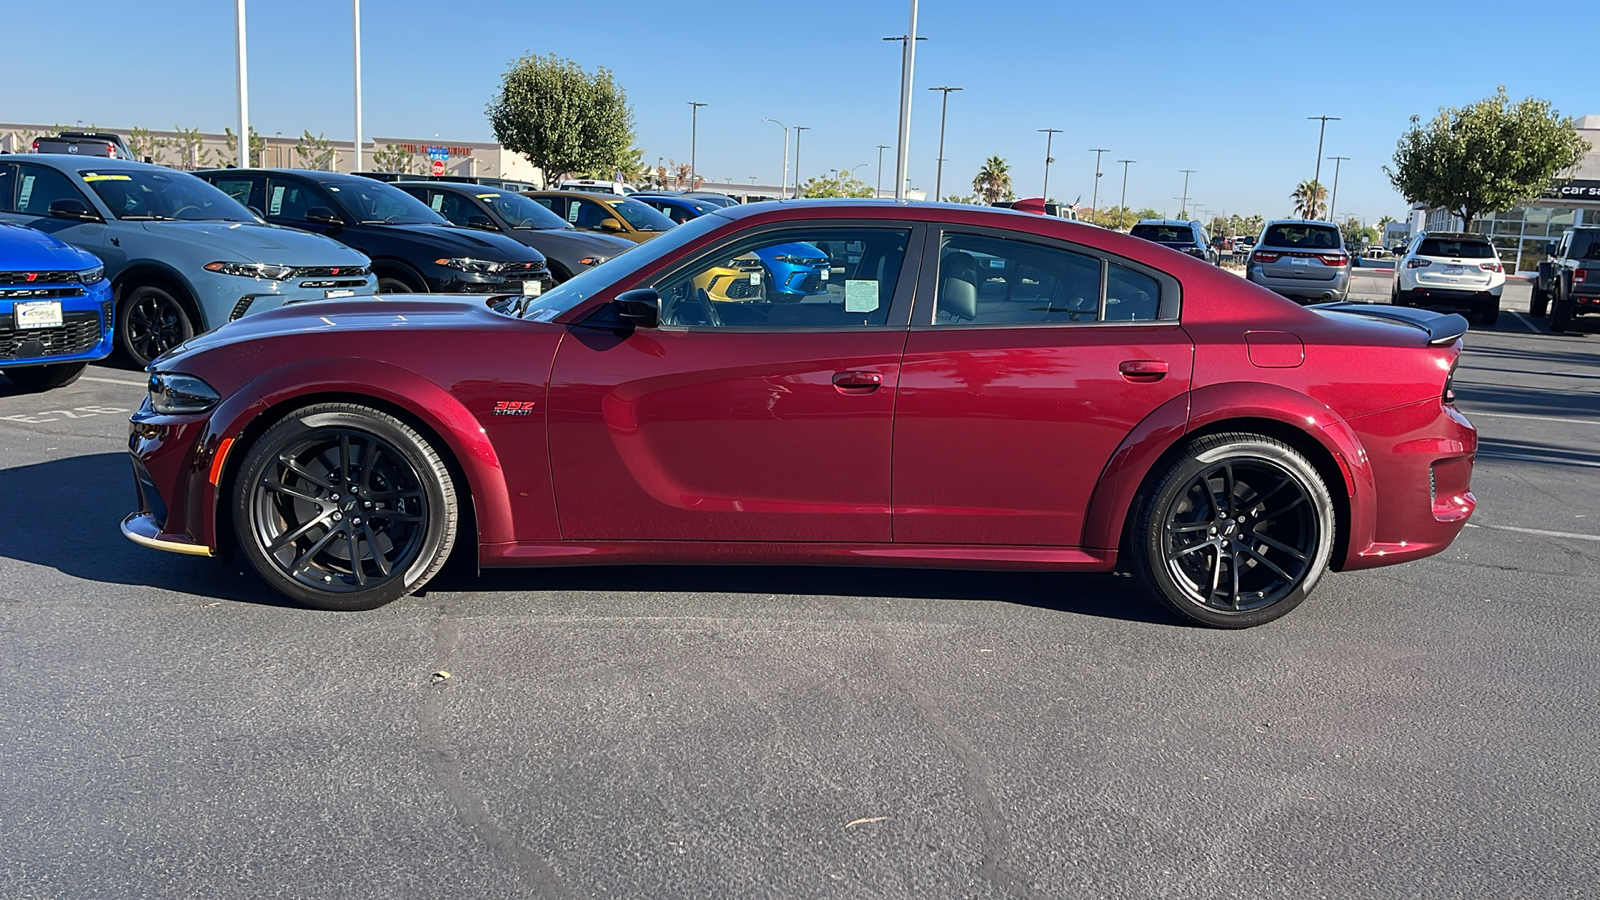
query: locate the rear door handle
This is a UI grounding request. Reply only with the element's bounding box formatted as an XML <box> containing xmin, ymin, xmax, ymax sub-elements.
<box><xmin>832</xmin><ymin>370</ymin><xmax>884</xmax><ymax>390</ymax></box>
<box><xmin>1119</xmin><ymin>360</ymin><xmax>1169</xmax><ymax>380</ymax></box>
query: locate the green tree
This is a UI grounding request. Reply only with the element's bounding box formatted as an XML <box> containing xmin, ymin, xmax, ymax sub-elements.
<box><xmin>487</xmin><ymin>53</ymin><xmax>634</xmax><ymax>187</ymax></box>
<box><xmin>798</xmin><ymin>171</ymin><xmax>873</xmax><ymax>199</ymax></box>
<box><xmin>372</xmin><ymin>142</ymin><xmax>418</xmax><ymax>174</ymax></box>
<box><xmin>1386</xmin><ymin>87</ymin><xmax>1589</xmax><ymax>232</ymax></box>
<box><xmin>943</xmin><ymin>193</ymin><xmax>981</xmax><ymax>205</ymax></box>
<box><xmin>1291</xmin><ymin>180</ymin><xmax>1327</xmax><ymax>219</ymax></box>
<box><xmin>1340</xmin><ymin>218</ymin><xmax>1379</xmax><ymax>247</ymax></box>
<box><xmin>214</xmin><ymin>126</ymin><xmax>265</xmax><ymax>167</ymax></box>
<box><xmin>1133</xmin><ymin>207</ymin><xmax>1161</xmax><ymax>222</ymax></box>
<box><xmin>1093</xmin><ymin>205</ymin><xmax>1138</xmax><ymax>230</ymax></box>
<box><xmin>294</xmin><ymin>130</ymin><xmax>336</xmax><ymax>171</ymax></box>
<box><xmin>1236</xmin><ymin>213</ymin><xmax>1264</xmax><ymax>236</ymax></box>
<box><xmin>127</xmin><ymin>127</ymin><xmax>169</xmax><ymax>164</ymax></box>
<box><xmin>972</xmin><ymin>156</ymin><xmax>1013</xmax><ymax>205</ymax></box>
<box><xmin>172</xmin><ymin>126</ymin><xmax>206</xmax><ymax>170</ymax></box>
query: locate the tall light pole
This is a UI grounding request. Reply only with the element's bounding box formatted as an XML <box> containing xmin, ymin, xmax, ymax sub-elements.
<box><xmin>687</xmin><ymin>101</ymin><xmax>708</xmax><ymax>188</ymax></box>
<box><xmin>875</xmin><ymin>144</ymin><xmax>890</xmax><ymax>198</ymax></box>
<box><xmin>351</xmin><ymin>0</ymin><xmax>362</xmax><ymax>173</ymax></box>
<box><xmin>1117</xmin><ymin>159</ymin><xmax>1135</xmax><ymax>226</ymax></box>
<box><xmin>1039</xmin><ymin>128</ymin><xmax>1062</xmax><ymax>199</ymax></box>
<box><xmin>883</xmin><ymin>17</ymin><xmax>926</xmax><ymax>201</ymax></box>
<box><xmin>762</xmin><ymin>117</ymin><xmax>789</xmax><ymax>199</ymax></box>
<box><xmin>1307</xmin><ymin>115</ymin><xmax>1340</xmax><ymax>191</ymax></box>
<box><xmin>928</xmin><ymin>86</ymin><xmax>962</xmax><ymax>202</ymax></box>
<box><xmin>234</xmin><ymin>0</ymin><xmax>249</xmax><ymax>168</ymax></box>
<box><xmin>1326</xmin><ymin>155</ymin><xmax>1350</xmax><ymax>221</ymax></box>
<box><xmin>1178</xmin><ymin>169</ymin><xmax>1196</xmax><ymax>219</ymax></box>
<box><xmin>1087</xmin><ymin>147</ymin><xmax>1108</xmax><ymax>223</ymax></box>
<box><xmin>793</xmin><ymin>126</ymin><xmax>809</xmax><ymax>194</ymax></box>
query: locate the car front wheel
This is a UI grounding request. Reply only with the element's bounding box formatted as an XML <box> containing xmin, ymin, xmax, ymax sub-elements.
<box><xmin>1130</xmin><ymin>433</ymin><xmax>1335</xmax><ymax>628</ymax></box>
<box><xmin>3</xmin><ymin>362</ymin><xmax>88</xmax><ymax>392</ymax></box>
<box><xmin>234</xmin><ymin>403</ymin><xmax>459</xmax><ymax>610</ymax></box>
<box><xmin>119</xmin><ymin>284</ymin><xmax>195</xmax><ymax>368</ymax></box>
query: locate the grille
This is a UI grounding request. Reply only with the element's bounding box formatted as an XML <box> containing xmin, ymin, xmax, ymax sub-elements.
<box><xmin>290</xmin><ymin>265</ymin><xmax>370</xmax><ymax>279</ymax></box>
<box><xmin>0</xmin><ymin>270</ymin><xmax>87</xmax><ymax>285</ymax></box>
<box><xmin>722</xmin><ymin>278</ymin><xmax>759</xmax><ymax>300</ymax></box>
<box><xmin>1429</xmin><ymin>465</ymin><xmax>1437</xmax><ymax>505</ymax></box>
<box><xmin>786</xmin><ymin>273</ymin><xmax>824</xmax><ymax>294</ymax></box>
<box><xmin>497</xmin><ymin>260</ymin><xmax>548</xmax><ymax>276</ymax></box>
<box><xmin>0</xmin><ymin>310</ymin><xmax>104</xmax><ymax>360</ymax></box>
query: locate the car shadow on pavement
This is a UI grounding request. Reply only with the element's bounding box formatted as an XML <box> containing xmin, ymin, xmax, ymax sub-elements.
<box><xmin>1477</xmin><ymin>436</ymin><xmax>1600</xmax><ymax>469</ymax></box>
<box><xmin>0</xmin><ymin>452</ymin><xmax>1185</xmax><ymax>625</ymax></box>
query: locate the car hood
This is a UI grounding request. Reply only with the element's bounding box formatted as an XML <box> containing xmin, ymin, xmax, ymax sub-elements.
<box><xmin>360</xmin><ymin>223</ymin><xmax>545</xmax><ymax>261</ymax></box>
<box><xmin>505</xmin><ymin>229</ymin><xmax>635</xmax><ymax>255</ymax></box>
<box><xmin>138</xmin><ymin>221</ymin><xmax>370</xmax><ymax>266</ymax></box>
<box><xmin>0</xmin><ymin>222</ymin><xmax>102</xmax><ymax>271</ymax></box>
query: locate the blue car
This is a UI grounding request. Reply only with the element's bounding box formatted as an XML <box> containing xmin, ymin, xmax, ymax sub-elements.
<box><xmin>634</xmin><ymin>194</ymin><xmax>830</xmax><ymax>298</ymax></box>
<box><xmin>0</xmin><ymin>156</ymin><xmax>376</xmax><ymax>367</ymax></box>
<box><xmin>0</xmin><ymin>222</ymin><xmax>113</xmax><ymax>391</ymax></box>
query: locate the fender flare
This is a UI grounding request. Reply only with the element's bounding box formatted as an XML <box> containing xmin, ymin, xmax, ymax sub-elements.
<box><xmin>203</xmin><ymin>357</ymin><xmax>515</xmax><ymax>547</ymax></box>
<box><xmin>1080</xmin><ymin>382</ymin><xmax>1377</xmax><ymax>567</ymax></box>
<box><xmin>112</xmin><ymin>260</ymin><xmax>207</xmax><ymax>330</ymax></box>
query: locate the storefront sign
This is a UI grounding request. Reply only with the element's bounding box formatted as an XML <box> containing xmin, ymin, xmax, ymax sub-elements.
<box><xmin>1541</xmin><ymin>179</ymin><xmax>1600</xmax><ymax>200</ymax></box>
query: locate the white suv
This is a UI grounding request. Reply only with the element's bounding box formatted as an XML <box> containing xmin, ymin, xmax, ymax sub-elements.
<box><xmin>1392</xmin><ymin>232</ymin><xmax>1505</xmax><ymax>325</ymax></box>
<box><xmin>558</xmin><ymin>179</ymin><xmax>636</xmax><ymax>196</ymax></box>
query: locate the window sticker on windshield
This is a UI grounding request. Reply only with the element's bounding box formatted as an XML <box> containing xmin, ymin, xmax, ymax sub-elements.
<box><xmin>82</xmin><ymin>173</ymin><xmax>132</xmax><ymax>182</ymax></box>
<box><xmin>476</xmin><ymin>193</ymin><xmax>497</xmax><ymax>199</ymax></box>
<box><xmin>529</xmin><ymin>307</ymin><xmax>560</xmax><ymax>323</ymax></box>
<box><xmin>429</xmin><ymin>195</ymin><xmax>444</xmax><ymax>212</ymax></box>
<box><xmin>19</xmin><ymin>176</ymin><xmax>35</xmax><ymax>209</ymax></box>
<box><xmin>269</xmin><ymin>186</ymin><xmax>285</xmax><ymax>216</ymax></box>
<box><xmin>845</xmin><ymin>279</ymin><xmax>879</xmax><ymax>312</ymax></box>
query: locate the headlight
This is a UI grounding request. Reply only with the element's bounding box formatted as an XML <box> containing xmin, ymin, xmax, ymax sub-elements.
<box><xmin>204</xmin><ymin>261</ymin><xmax>296</xmax><ymax>280</ymax></box>
<box><xmin>434</xmin><ymin>257</ymin><xmax>506</xmax><ymax>274</ymax></box>
<box><xmin>77</xmin><ymin>265</ymin><xmax>105</xmax><ymax>284</ymax></box>
<box><xmin>147</xmin><ymin>373</ymin><xmax>221</xmax><ymax>415</ymax></box>
<box><xmin>577</xmin><ymin>255</ymin><xmax>609</xmax><ymax>267</ymax></box>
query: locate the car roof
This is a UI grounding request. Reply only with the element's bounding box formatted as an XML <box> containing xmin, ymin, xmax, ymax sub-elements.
<box><xmin>1264</xmin><ymin>218</ymin><xmax>1339</xmax><ymax>227</ymax></box>
<box><xmin>0</xmin><ymin>153</ymin><xmax>154</xmax><ymax>172</ymax></box>
<box><xmin>1415</xmin><ymin>232</ymin><xmax>1494</xmax><ymax>242</ymax></box>
<box><xmin>1133</xmin><ymin>219</ymin><xmax>1199</xmax><ymax>227</ymax></box>
<box><xmin>525</xmin><ymin>190</ymin><xmax>628</xmax><ymax>201</ymax></box>
<box><xmin>195</xmin><ymin>167</ymin><xmax>379</xmax><ymax>185</ymax></box>
<box><xmin>392</xmin><ymin>179</ymin><xmax>506</xmax><ymax>194</ymax></box>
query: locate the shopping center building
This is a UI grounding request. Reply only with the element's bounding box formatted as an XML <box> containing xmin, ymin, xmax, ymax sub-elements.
<box><xmin>1417</xmin><ymin>114</ymin><xmax>1600</xmax><ymax>274</ymax></box>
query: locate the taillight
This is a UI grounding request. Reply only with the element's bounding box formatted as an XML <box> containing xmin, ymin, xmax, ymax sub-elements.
<box><xmin>1316</xmin><ymin>254</ymin><xmax>1347</xmax><ymax>266</ymax></box>
<box><xmin>30</xmin><ymin>139</ymin><xmax>38</xmax><ymax>152</ymax></box>
<box><xmin>1252</xmin><ymin>251</ymin><xmax>1281</xmax><ymax>263</ymax></box>
<box><xmin>1576</xmin><ymin>269</ymin><xmax>1588</xmax><ymax>284</ymax></box>
<box><xmin>1443</xmin><ymin>360</ymin><xmax>1456</xmax><ymax>404</ymax></box>
<box><xmin>1478</xmin><ymin>262</ymin><xmax>1502</xmax><ymax>273</ymax></box>
<box><xmin>1406</xmin><ymin>258</ymin><xmax>1432</xmax><ymax>269</ymax></box>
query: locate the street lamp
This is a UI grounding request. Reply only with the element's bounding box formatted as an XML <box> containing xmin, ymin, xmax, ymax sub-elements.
<box><xmin>233</xmin><ymin>0</ymin><xmax>249</xmax><ymax>169</ymax></box>
<box><xmin>875</xmin><ymin>144</ymin><xmax>890</xmax><ymax>198</ymax></box>
<box><xmin>793</xmin><ymin>126</ymin><xmax>810</xmax><ymax>195</ymax></box>
<box><xmin>883</xmin><ymin>22</ymin><xmax>928</xmax><ymax>200</ymax></box>
<box><xmin>1307</xmin><ymin>115</ymin><xmax>1340</xmax><ymax>191</ymax></box>
<box><xmin>687</xmin><ymin>101</ymin><xmax>708</xmax><ymax>187</ymax></box>
<box><xmin>1087</xmin><ymin>148</ymin><xmax>1108</xmax><ymax>223</ymax></box>
<box><xmin>928</xmin><ymin>86</ymin><xmax>962</xmax><ymax>202</ymax></box>
<box><xmin>1117</xmin><ymin>159</ymin><xmax>1136</xmax><ymax>228</ymax></box>
<box><xmin>1039</xmin><ymin>128</ymin><xmax>1062</xmax><ymax>199</ymax></box>
<box><xmin>1178</xmin><ymin>169</ymin><xmax>1196</xmax><ymax>219</ymax></box>
<box><xmin>1326</xmin><ymin>155</ymin><xmax>1350</xmax><ymax>221</ymax></box>
<box><xmin>762</xmin><ymin>117</ymin><xmax>789</xmax><ymax>199</ymax></box>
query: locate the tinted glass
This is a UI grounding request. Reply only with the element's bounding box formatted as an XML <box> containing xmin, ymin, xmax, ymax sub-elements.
<box><xmin>0</xmin><ymin>164</ymin><xmax>17</xmax><ymax>212</ymax></box>
<box><xmin>644</xmin><ymin>200</ymin><xmax>700</xmax><ymax>224</ymax></box>
<box><xmin>210</xmin><ymin>176</ymin><xmax>256</xmax><ymax>206</ymax></box>
<box><xmin>1104</xmin><ymin>263</ymin><xmax>1161</xmax><ymax>322</ymax></box>
<box><xmin>653</xmin><ymin>227</ymin><xmax>909</xmax><ymax>328</ymax></box>
<box><xmin>265</xmin><ymin>177</ymin><xmax>339</xmax><ymax>221</ymax></box>
<box><xmin>80</xmin><ymin>167</ymin><xmax>250</xmax><ymax>221</ymax></box>
<box><xmin>326</xmin><ymin>179</ymin><xmax>447</xmax><ymax>224</ymax></box>
<box><xmin>1417</xmin><ymin>238</ymin><xmax>1496</xmax><ymax>259</ymax></box>
<box><xmin>607</xmin><ymin>198</ymin><xmax>676</xmax><ymax>232</ymax></box>
<box><xmin>1130</xmin><ymin>224</ymin><xmax>1196</xmax><ymax>245</ymax></box>
<box><xmin>472</xmin><ymin>190</ymin><xmax>571</xmax><ymax>229</ymax></box>
<box><xmin>423</xmin><ymin>190</ymin><xmax>487</xmax><ymax>227</ymax></box>
<box><xmin>934</xmin><ymin>233</ymin><xmax>1101</xmax><ymax>325</ymax></box>
<box><xmin>14</xmin><ymin>165</ymin><xmax>91</xmax><ymax>216</ymax></box>
<box><xmin>1570</xmin><ymin>230</ymin><xmax>1600</xmax><ymax>260</ymax></box>
<box><xmin>1262</xmin><ymin>223</ymin><xmax>1341</xmax><ymax>249</ymax></box>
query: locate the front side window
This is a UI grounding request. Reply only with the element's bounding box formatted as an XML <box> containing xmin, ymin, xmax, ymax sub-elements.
<box><xmin>651</xmin><ymin>227</ymin><xmax>910</xmax><ymax>328</ymax></box>
<box><xmin>325</xmin><ymin>180</ymin><xmax>447</xmax><ymax>225</ymax></box>
<box><xmin>424</xmin><ymin>190</ymin><xmax>486</xmax><ymax>227</ymax></box>
<box><xmin>607</xmin><ymin>198</ymin><xmax>677</xmax><ymax>232</ymax></box>
<box><xmin>14</xmin><ymin>165</ymin><xmax>91</xmax><ymax>216</ymax></box>
<box><xmin>210</xmin><ymin>177</ymin><xmax>256</xmax><ymax>206</ymax></box>
<box><xmin>473</xmin><ymin>191</ymin><xmax>571</xmax><ymax>230</ymax></box>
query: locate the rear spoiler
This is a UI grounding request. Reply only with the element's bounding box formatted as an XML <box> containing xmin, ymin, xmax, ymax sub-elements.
<box><xmin>1310</xmin><ymin>301</ymin><xmax>1469</xmax><ymax>346</ymax></box>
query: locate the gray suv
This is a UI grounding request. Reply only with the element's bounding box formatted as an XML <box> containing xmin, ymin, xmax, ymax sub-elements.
<box><xmin>0</xmin><ymin>156</ymin><xmax>375</xmax><ymax>366</ymax></box>
<box><xmin>1245</xmin><ymin>219</ymin><xmax>1350</xmax><ymax>303</ymax></box>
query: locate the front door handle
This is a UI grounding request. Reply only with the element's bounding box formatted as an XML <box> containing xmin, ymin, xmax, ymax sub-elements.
<box><xmin>1119</xmin><ymin>359</ymin><xmax>1169</xmax><ymax>381</ymax></box>
<box><xmin>832</xmin><ymin>370</ymin><xmax>884</xmax><ymax>391</ymax></box>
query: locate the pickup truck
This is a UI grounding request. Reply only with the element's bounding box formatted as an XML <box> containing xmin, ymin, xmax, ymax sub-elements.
<box><xmin>1530</xmin><ymin>225</ymin><xmax>1600</xmax><ymax>332</ymax></box>
<box><xmin>31</xmin><ymin>131</ymin><xmax>135</xmax><ymax>160</ymax></box>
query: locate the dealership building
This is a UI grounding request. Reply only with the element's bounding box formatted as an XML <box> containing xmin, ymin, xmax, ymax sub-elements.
<box><xmin>1417</xmin><ymin>113</ymin><xmax>1600</xmax><ymax>274</ymax></box>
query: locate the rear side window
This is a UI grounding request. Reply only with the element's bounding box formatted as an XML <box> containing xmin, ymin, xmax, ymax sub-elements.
<box><xmin>1570</xmin><ymin>231</ymin><xmax>1600</xmax><ymax>260</ymax></box>
<box><xmin>1262</xmin><ymin>223</ymin><xmax>1341</xmax><ymax>250</ymax></box>
<box><xmin>1417</xmin><ymin>238</ymin><xmax>1496</xmax><ymax>259</ymax></box>
<box><xmin>1130</xmin><ymin>224</ymin><xmax>1195</xmax><ymax>244</ymax></box>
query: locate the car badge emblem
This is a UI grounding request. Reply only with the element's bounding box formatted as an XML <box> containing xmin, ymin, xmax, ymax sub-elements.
<box><xmin>25</xmin><ymin>273</ymin><xmax>38</xmax><ymax>282</ymax></box>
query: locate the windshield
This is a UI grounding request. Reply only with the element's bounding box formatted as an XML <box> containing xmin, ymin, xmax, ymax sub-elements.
<box><xmin>1262</xmin><ymin>223</ymin><xmax>1342</xmax><ymax>249</ymax></box>
<box><xmin>608</xmin><ymin>198</ymin><xmax>677</xmax><ymax>232</ymax></box>
<box><xmin>80</xmin><ymin>168</ymin><xmax>253</xmax><ymax>222</ymax></box>
<box><xmin>326</xmin><ymin>180</ymin><xmax>448</xmax><ymax>225</ymax></box>
<box><xmin>476</xmin><ymin>190</ymin><xmax>573</xmax><ymax>230</ymax></box>
<box><xmin>493</xmin><ymin>212</ymin><xmax>724</xmax><ymax>322</ymax></box>
<box><xmin>1130</xmin><ymin>224</ymin><xmax>1195</xmax><ymax>244</ymax></box>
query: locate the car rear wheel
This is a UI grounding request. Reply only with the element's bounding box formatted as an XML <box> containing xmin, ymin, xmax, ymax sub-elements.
<box><xmin>1480</xmin><ymin>304</ymin><xmax>1500</xmax><ymax>327</ymax></box>
<box><xmin>119</xmin><ymin>284</ymin><xmax>195</xmax><ymax>369</ymax></box>
<box><xmin>1551</xmin><ymin>290</ymin><xmax>1573</xmax><ymax>333</ymax></box>
<box><xmin>1529</xmin><ymin>285</ymin><xmax>1548</xmax><ymax>318</ymax></box>
<box><xmin>1130</xmin><ymin>433</ymin><xmax>1335</xmax><ymax>628</ymax></box>
<box><xmin>3</xmin><ymin>362</ymin><xmax>88</xmax><ymax>392</ymax></box>
<box><xmin>234</xmin><ymin>403</ymin><xmax>459</xmax><ymax>611</ymax></box>
<box><xmin>376</xmin><ymin>271</ymin><xmax>421</xmax><ymax>294</ymax></box>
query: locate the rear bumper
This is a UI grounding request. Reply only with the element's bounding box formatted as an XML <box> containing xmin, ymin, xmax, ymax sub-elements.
<box><xmin>1247</xmin><ymin>268</ymin><xmax>1350</xmax><ymax>301</ymax></box>
<box><xmin>1339</xmin><ymin>401</ymin><xmax>1476</xmax><ymax>570</ymax></box>
<box><xmin>1399</xmin><ymin>287</ymin><xmax>1500</xmax><ymax>311</ymax></box>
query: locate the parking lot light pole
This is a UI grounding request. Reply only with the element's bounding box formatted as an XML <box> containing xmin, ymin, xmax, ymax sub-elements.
<box><xmin>875</xmin><ymin>144</ymin><xmax>890</xmax><ymax>198</ymax></box>
<box><xmin>1326</xmin><ymin>155</ymin><xmax>1349</xmax><ymax>222</ymax></box>
<box><xmin>688</xmin><ymin>102</ymin><xmax>708</xmax><ymax>188</ymax></box>
<box><xmin>928</xmin><ymin>86</ymin><xmax>962</xmax><ymax>202</ymax></box>
<box><xmin>234</xmin><ymin>0</ymin><xmax>249</xmax><ymax>169</ymax></box>
<box><xmin>883</xmin><ymin>23</ymin><xmax>927</xmax><ymax>201</ymax></box>
<box><xmin>352</xmin><ymin>0</ymin><xmax>362</xmax><ymax>173</ymax></box>
<box><xmin>1117</xmin><ymin>159</ymin><xmax>1135</xmax><ymax>226</ymax></box>
<box><xmin>1039</xmin><ymin>128</ymin><xmax>1062</xmax><ymax>199</ymax></box>
<box><xmin>1087</xmin><ymin>147</ymin><xmax>1108</xmax><ymax>223</ymax></box>
<box><xmin>1177</xmin><ymin>169</ymin><xmax>1196</xmax><ymax>219</ymax></box>
<box><xmin>762</xmin><ymin>117</ymin><xmax>789</xmax><ymax>199</ymax></box>
<box><xmin>1307</xmin><ymin>115</ymin><xmax>1339</xmax><ymax>192</ymax></box>
<box><xmin>793</xmin><ymin>126</ymin><xmax>809</xmax><ymax>195</ymax></box>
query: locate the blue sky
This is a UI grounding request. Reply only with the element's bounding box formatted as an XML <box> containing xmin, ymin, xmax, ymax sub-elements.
<box><xmin>12</xmin><ymin>0</ymin><xmax>1594</xmax><ymax>224</ymax></box>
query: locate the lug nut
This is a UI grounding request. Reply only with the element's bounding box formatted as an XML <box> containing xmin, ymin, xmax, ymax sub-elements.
<box><xmin>331</xmin><ymin>493</ymin><xmax>341</xmax><ymax>501</ymax></box>
<box><xmin>363</xmin><ymin>501</ymin><xmax>372</xmax><ymax>508</ymax></box>
<box><xmin>332</xmin><ymin>512</ymin><xmax>342</xmax><ymax>521</ymax></box>
<box><xmin>352</xmin><ymin>517</ymin><xmax>362</xmax><ymax>526</ymax></box>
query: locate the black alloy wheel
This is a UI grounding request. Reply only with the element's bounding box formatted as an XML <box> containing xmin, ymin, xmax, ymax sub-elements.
<box><xmin>235</xmin><ymin>403</ymin><xmax>458</xmax><ymax>610</ymax></box>
<box><xmin>119</xmin><ymin>285</ymin><xmax>195</xmax><ymax>368</ymax></box>
<box><xmin>376</xmin><ymin>275</ymin><xmax>417</xmax><ymax>294</ymax></box>
<box><xmin>1132</xmin><ymin>433</ymin><xmax>1334</xmax><ymax>628</ymax></box>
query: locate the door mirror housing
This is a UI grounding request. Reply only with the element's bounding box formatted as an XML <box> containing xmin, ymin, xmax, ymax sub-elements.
<box><xmin>597</xmin><ymin>217</ymin><xmax>624</xmax><ymax>233</ymax></box>
<box><xmin>48</xmin><ymin>198</ymin><xmax>101</xmax><ymax>222</ymax></box>
<box><xmin>304</xmin><ymin>207</ymin><xmax>341</xmax><ymax>225</ymax></box>
<box><xmin>465</xmin><ymin>215</ymin><xmax>497</xmax><ymax>231</ymax></box>
<box><xmin>614</xmin><ymin>289</ymin><xmax>660</xmax><ymax>328</ymax></box>
<box><xmin>1547</xmin><ymin>241</ymin><xmax>1557</xmax><ymax>256</ymax></box>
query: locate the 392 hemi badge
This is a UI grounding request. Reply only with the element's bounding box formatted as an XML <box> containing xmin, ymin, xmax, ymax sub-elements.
<box><xmin>491</xmin><ymin>400</ymin><xmax>535</xmax><ymax>416</ymax></box>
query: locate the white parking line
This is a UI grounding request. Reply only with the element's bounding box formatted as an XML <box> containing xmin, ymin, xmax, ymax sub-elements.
<box><xmin>80</xmin><ymin>375</ymin><xmax>147</xmax><ymax>387</ymax></box>
<box><xmin>1466</xmin><ymin>522</ymin><xmax>1600</xmax><ymax>543</ymax></box>
<box><xmin>1509</xmin><ymin>311</ymin><xmax>1541</xmax><ymax>335</ymax></box>
<box><xmin>1467</xmin><ymin>410</ymin><xmax>1598</xmax><ymax>427</ymax></box>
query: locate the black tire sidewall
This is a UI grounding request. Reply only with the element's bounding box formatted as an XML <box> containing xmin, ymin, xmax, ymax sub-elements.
<box><xmin>233</xmin><ymin>403</ymin><xmax>457</xmax><ymax>611</ymax></box>
<box><xmin>3</xmin><ymin>362</ymin><xmax>88</xmax><ymax>392</ymax></box>
<box><xmin>118</xmin><ymin>284</ymin><xmax>195</xmax><ymax>368</ymax></box>
<box><xmin>1133</xmin><ymin>435</ymin><xmax>1336</xmax><ymax>628</ymax></box>
<box><xmin>376</xmin><ymin>275</ymin><xmax>417</xmax><ymax>294</ymax></box>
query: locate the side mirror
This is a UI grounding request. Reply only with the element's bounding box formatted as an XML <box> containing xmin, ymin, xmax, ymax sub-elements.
<box><xmin>614</xmin><ymin>288</ymin><xmax>660</xmax><ymax>328</ymax></box>
<box><xmin>465</xmin><ymin>215</ymin><xmax>497</xmax><ymax>231</ymax></box>
<box><xmin>597</xmin><ymin>217</ymin><xmax>624</xmax><ymax>233</ymax></box>
<box><xmin>1547</xmin><ymin>242</ymin><xmax>1557</xmax><ymax>255</ymax></box>
<box><xmin>48</xmin><ymin>198</ymin><xmax>101</xmax><ymax>222</ymax></box>
<box><xmin>304</xmin><ymin>206</ymin><xmax>341</xmax><ymax>225</ymax></box>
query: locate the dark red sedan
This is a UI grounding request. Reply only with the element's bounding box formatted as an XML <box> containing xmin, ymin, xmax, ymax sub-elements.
<box><xmin>122</xmin><ymin>200</ymin><xmax>1477</xmax><ymax>627</ymax></box>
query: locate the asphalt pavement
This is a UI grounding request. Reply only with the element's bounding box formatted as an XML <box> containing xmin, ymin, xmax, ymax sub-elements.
<box><xmin>2</xmin><ymin>271</ymin><xmax>1597</xmax><ymax>899</ymax></box>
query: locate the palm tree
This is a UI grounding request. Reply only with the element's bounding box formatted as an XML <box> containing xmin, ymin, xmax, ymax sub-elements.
<box><xmin>973</xmin><ymin>156</ymin><xmax>1013</xmax><ymax>205</ymax></box>
<box><xmin>1291</xmin><ymin>180</ymin><xmax>1327</xmax><ymax>219</ymax></box>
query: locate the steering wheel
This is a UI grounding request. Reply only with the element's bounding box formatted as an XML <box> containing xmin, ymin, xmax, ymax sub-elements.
<box><xmin>170</xmin><ymin>205</ymin><xmax>202</xmax><ymax>219</ymax></box>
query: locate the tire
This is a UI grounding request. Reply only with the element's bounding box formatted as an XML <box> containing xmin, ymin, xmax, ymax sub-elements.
<box><xmin>233</xmin><ymin>403</ymin><xmax>459</xmax><ymax>611</ymax></box>
<box><xmin>376</xmin><ymin>272</ymin><xmax>420</xmax><ymax>294</ymax></box>
<box><xmin>1529</xmin><ymin>285</ymin><xmax>1548</xmax><ymax>318</ymax></box>
<box><xmin>546</xmin><ymin>261</ymin><xmax>573</xmax><ymax>285</ymax></box>
<box><xmin>3</xmin><ymin>362</ymin><xmax>88</xmax><ymax>392</ymax></box>
<box><xmin>1129</xmin><ymin>433</ymin><xmax>1335</xmax><ymax>628</ymax></box>
<box><xmin>1479</xmin><ymin>303</ymin><xmax>1500</xmax><ymax>327</ymax></box>
<box><xmin>1551</xmin><ymin>290</ymin><xmax>1573</xmax><ymax>333</ymax></box>
<box><xmin>118</xmin><ymin>284</ymin><xmax>195</xmax><ymax>369</ymax></box>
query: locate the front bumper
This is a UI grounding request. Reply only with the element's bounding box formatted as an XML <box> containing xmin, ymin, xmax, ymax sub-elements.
<box><xmin>201</xmin><ymin>273</ymin><xmax>380</xmax><ymax>327</ymax></box>
<box><xmin>1340</xmin><ymin>400</ymin><xmax>1476</xmax><ymax>570</ymax></box>
<box><xmin>0</xmin><ymin>280</ymin><xmax>114</xmax><ymax>367</ymax></box>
